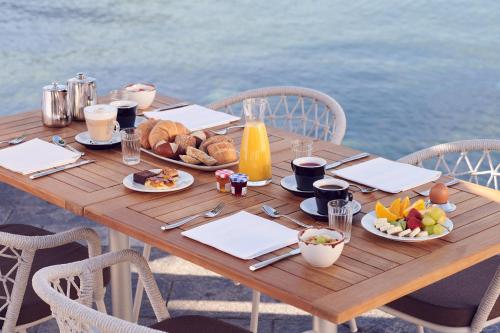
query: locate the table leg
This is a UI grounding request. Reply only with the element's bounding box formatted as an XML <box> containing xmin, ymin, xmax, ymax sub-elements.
<box><xmin>312</xmin><ymin>316</ymin><xmax>337</xmax><ymax>333</ymax></box>
<box><xmin>109</xmin><ymin>229</ymin><xmax>133</xmax><ymax>321</ymax></box>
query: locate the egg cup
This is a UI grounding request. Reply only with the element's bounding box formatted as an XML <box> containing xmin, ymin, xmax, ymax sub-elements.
<box><xmin>425</xmin><ymin>200</ymin><xmax>457</xmax><ymax>213</ymax></box>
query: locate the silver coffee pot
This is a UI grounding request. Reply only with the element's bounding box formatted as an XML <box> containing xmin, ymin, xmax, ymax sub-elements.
<box><xmin>67</xmin><ymin>72</ymin><xmax>97</xmax><ymax>121</ymax></box>
<box><xmin>41</xmin><ymin>82</ymin><xmax>72</xmax><ymax>127</ymax></box>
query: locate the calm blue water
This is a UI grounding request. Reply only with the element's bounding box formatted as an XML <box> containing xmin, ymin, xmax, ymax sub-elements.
<box><xmin>1</xmin><ymin>1</ymin><xmax>499</xmax><ymax>159</ymax></box>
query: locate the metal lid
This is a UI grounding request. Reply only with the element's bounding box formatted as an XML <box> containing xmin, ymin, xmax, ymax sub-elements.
<box><xmin>43</xmin><ymin>81</ymin><xmax>67</xmax><ymax>92</ymax></box>
<box><xmin>68</xmin><ymin>72</ymin><xmax>96</xmax><ymax>84</ymax></box>
<box><xmin>230</xmin><ymin>173</ymin><xmax>248</xmax><ymax>183</ymax></box>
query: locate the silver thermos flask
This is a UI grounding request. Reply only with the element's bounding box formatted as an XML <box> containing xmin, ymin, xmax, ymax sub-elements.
<box><xmin>67</xmin><ymin>72</ymin><xmax>97</xmax><ymax>121</ymax></box>
<box><xmin>41</xmin><ymin>82</ymin><xmax>72</xmax><ymax>127</ymax></box>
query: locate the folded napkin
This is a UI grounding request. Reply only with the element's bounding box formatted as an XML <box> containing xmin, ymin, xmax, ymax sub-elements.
<box><xmin>143</xmin><ymin>104</ymin><xmax>240</xmax><ymax>131</ymax></box>
<box><xmin>0</xmin><ymin>138</ymin><xmax>81</xmax><ymax>175</ymax></box>
<box><xmin>332</xmin><ymin>157</ymin><xmax>441</xmax><ymax>193</ymax></box>
<box><xmin>181</xmin><ymin>211</ymin><xmax>298</xmax><ymax>260</ymax></box>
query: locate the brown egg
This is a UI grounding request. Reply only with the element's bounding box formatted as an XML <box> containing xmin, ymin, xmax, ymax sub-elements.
<box><xmin>429</xmin><ymin>183</ymin><xmax>448</xmax><ymax>204</ymax></box>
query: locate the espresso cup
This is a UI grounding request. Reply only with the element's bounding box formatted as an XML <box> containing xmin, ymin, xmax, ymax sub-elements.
<box><xmin>291</xmin><ymin>157</ymin><xmax>327</xmax><ymax>191</ymax></box>
<box><xmin>110</xmin><ymin>100</ymin><xmax>138</xmax><ymax>129</ymax></box>
<box><xmin>313</xmin><ymin>178</ymin><xmax>353</xmax><ymax>215</ymax></box>
<box><xmin>84</xmin><ymin>104</ymin><xmax>120</xmax><ymax>143</ymax></box>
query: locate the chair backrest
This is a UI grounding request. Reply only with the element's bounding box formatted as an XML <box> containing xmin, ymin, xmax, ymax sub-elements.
<box><xmin>0</xmin><ymin>227</ymin><xmax>101</xmax><ymax>332</ymax></box>
<box><xmin>32</xmin><ymin>249</ymin><xmax>169</xmax><ymax>333</ymax></box>
<box><xmin>207</xmin><ymin>86</ymin><xmax>347</xmax><ymax>144</ymax></box>
<box><xmin>471</xmin><ymin>264</ymin><xmax>500</xmax><ymax>333</ymax></box>
<box><xmin>398</xmin><ymin>139</ymin><xmax>500</xmax><ymax>190</ymax></box>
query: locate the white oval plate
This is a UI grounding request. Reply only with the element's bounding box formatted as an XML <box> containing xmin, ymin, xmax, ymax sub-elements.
<box><xmin>141</xmin><ymin>148</ymin><xmax>239</xmax><ymax>171</ymax></box>
<box><xmin>361</xmin><ymin>211</ymin><xmax>453</xmax><ymax>242</ymax></box>
<box><xmin>122</xmin><ymin>169</ymin><xmax>194</xmax><ymax>193</ymax></box>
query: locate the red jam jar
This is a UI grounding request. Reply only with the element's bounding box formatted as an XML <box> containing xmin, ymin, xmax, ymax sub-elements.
<box><xmin>215</xmin><ymin>169</ymin><xmax>234</xmax><ymax>193</ymax></box>
<box><xmin>230</xmin><ymin>173</ymin><xmax>248</xmax><ymax>197</ymax></box>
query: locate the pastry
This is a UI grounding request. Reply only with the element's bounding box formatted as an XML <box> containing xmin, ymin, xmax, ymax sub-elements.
<box><xmin>137</xmin><ymin>119</ymin><xmax>159</xmax><ymax>149</ymax></box>
<box><xmin>207</xmin><ymin>141</ymin><xmax>238</xmax><ymax>164</ymax></box>
<box><xmin>199</xmin><ymin>135</ymin><xmax>233</xmax><ymax>153</ymax></box>
<box><xmin>180</xmin><ymin>155</ymin><xmax>201</xmax><ymax>165</ymax></box>
<box><xmin>174</xmin><ymin>134</ymin><xmax>197</xmax><ymax>155</ymax></box>
<box><xmin>145</xmin><ymin>176</ymin><xmax>175</xmax><ymax>189</ymax></box>
<box><xmin>133</xmin><ymin>170</ymin><xmax>159</xmax><ymax>185</ymax></box>
<box><xmin>148</xmin><ymin>120</ymin><xmax>189</xmax><ymax>148</ymax></box>
<box><xmin>153</xmin><ymin>140</ymin><xmax>180</xmax><ymax>159</ymax></box>
<box><xmin>160</xmin><ymin>167</ymin><xmax>179</xmax><ymax>180</ymax></box>
<box><xmin>187</xmin><ymin>146</ymin><xmax>218</xmax><ymax>166</ymax></box>
<box><xmin>191</xmin><ymin>130</ymin><xmax>207</xmax><ymax>147</ymax></box>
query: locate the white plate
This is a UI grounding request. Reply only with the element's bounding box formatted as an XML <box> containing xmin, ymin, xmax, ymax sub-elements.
<box><xmin>122</xmin><ymin>169</ymin><xmax>194</xmax><ymax>193</ymax></box>
<box><xmin>141</xmin><ymin>148</ymin><xmax>239</xmax><ymax>171</ymax></box>
<box><xmin>361</xmin><ymin>211</ymin><xmax>453</xmax><ymax>242</ymax></box>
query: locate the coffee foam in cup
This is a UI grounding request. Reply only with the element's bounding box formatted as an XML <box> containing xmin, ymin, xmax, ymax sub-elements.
<box><xmin>84</xmin><ymin>105</ymin><xmax>117</xmax><ymax>120</ymax></box>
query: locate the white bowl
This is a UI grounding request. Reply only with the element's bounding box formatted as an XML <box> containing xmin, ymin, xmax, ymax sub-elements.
<box><xmin>298</xmin><ymin>227</ymin><xmax>345</xmax><ymax>268</ymax></box>
<box><xmin>124</xmin><ymin>83</ymin><xmax>156</xmax><ymax>110</ymax></box>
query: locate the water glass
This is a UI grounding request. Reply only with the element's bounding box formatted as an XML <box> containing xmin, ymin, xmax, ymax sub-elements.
<box><xmin>291</xmin><ymin>139</ymin><xmax>313</xmax><ymax>159</ymax></box>
<box><xmin>121</xmin><ymin>128</ymin><xmax>141</xmax><ymax>165</ymax></box>
<box><xmin>109</xmin><ymin>89</ymin><xmax>131</xmax><ymax>102</ymax></box>
<box><xmin>328</xmin><ymin>199</ymin><xmax>353</xmax><ymax>243</ymax></box>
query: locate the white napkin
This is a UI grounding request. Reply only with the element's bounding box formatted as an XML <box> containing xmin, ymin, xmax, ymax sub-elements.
<box><xmin>181</xmin><ymin>211</ymin><xmax>298</xmax><ymax>260</ymax></box>
<box><xmin>332</xmin><ymin>157</ymin><xmax>442</xmax><ymax>193</ymax></box>
<box><xmin>0</xmin><ymin>138</ymin><xmax>81</xmax><ymax>175</ymax></box>
<box><xmin>143</xmin><ymin>104</ymin><xmax>240</xmax><ymax>131</ymax></box>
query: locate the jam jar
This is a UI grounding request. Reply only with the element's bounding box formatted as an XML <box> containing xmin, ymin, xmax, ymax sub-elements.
<box><xmin>230</xmin><ymin>173</ymin><xmax>248</xmax><ymax>197</ymax></box>
<box><xmin>215</xmin><ymin>169</ymin><xmax>234</xmax><ymax>193</ymax></box>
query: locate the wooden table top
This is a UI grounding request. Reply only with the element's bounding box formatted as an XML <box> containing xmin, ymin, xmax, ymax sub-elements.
<box><xmin>1</xmin><ymin>94</ymin><xmax>499</xmax><ymax>324</ymax></box>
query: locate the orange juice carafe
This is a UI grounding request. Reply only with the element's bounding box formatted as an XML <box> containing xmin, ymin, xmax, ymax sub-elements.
<box><xmin>238</xmin><ymin>98</ymin><xmax>272</xmax><ymax>186</ymax></box>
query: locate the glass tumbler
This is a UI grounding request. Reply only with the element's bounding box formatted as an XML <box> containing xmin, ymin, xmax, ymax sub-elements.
<box><xmin>121</xmin><ymin>128</ymin><xmax>141</xmax><ymax>165</ymax></box>
<box><xmin>291</xmin><ymin>139</ymin><xmax>313</xmax><ymax>159</ymax></box>
<box><xmin>328</xmin><ymin>199</ymin><xmax>353</xmax><ymax>243</ymax></box>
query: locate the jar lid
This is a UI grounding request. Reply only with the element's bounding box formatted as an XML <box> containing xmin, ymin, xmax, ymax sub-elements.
<box><xmin>230</xmin><ymin>173</ymin><xmax>248</xmax><ymax>183</ymax></box>
<box><xmin>68</xmin><ymin>72</ymin><xmax>96</xmax><ymax>84</ymax></box>
<box><xmin>215</xmin><ymin>169</ymin><xmax>235</xmax><ymax>179</ymax></box>
<box><xmin>43</xmin><ymin>82</ymin><xmax>67</xmax><ymax>92</ymax></box>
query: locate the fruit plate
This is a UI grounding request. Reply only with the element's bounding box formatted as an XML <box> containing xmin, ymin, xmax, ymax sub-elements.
<box><xmin>361</xmin><ymin>211</ymin><xmax>453</xmax><ymax>242</ymax></box>
<box><xmin>122</xmin><ymin>169</ymin><xmax>194</xmax><ymax>193</ymax></box>
<box><xmin>141</xmin><ymin>148</ymin><xmax>239</xmax><ymax>171</ymax></box>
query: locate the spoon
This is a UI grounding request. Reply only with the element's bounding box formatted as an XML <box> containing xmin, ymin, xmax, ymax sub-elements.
<box><xmin>261</xmin><ymin>205</ymin><xmax>311</xmax><ymax>228</ymax></box>
<box><xmin>208</xmin><ymin>124</ymin><xmax>245</xmax><ymax>135</ymax></box>
<box><xmin>52</xmin><ymin>135</ymin><xmax>84</xmax><ymax>156</ymax></box>
<box><xmin>0</xmin><ymin>134</ymin><xmax>26</xmax><ymax>145</ymax></box>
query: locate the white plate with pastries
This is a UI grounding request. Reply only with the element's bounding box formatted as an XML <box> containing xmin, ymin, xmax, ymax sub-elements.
<box><xmin>361</xmin><ymin>211</ymin><xmax>453</xmax><ymax>242</ymax></box>
<box><xmin>138</xmin><ymin>119</ymin><xmax>240</xmax><ymax>171</ymax></box>
<box><xmin>123</xmin><ymin>168</ymin><xmax>194</xmax><ymax>193</ymax></box>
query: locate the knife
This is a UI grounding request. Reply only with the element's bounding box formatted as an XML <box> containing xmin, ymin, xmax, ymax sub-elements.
<box><xmin>325</xmin><ymin>152</ymin><xmax>370</xmax><ymax>170</ymax></box>
<box><xmin>153</xmin><ymin>102</ymin><xmax>191</xmax><ymax>112</ymax></box>
<box><xmin>249</xmin><ymin>248</ymin><xmax>301</xmax><ymax>271</ymax></box>
<box><xmin>29</xmin><ymin>160</ymin><xmax>95</xmax><ymax>180</ymax></box>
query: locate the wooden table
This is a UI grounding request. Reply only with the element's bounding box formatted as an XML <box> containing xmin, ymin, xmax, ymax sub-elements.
<box><xmin>1</xmin><ymin>94</ymin><xmax>499</xmax><ymax>332</ymax></box>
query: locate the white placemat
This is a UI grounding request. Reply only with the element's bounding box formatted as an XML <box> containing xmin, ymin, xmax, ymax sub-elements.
<box><xmin>332</xmin><ymin>157</ymin><xmax>442</xmax><ymax>193</ymax></box>
<box><xmin>144</xmin><ymin>104</ymin><xmax>240</xmax><ymax>131</ymax></box>
<box><xmin>181</xmin><ymin>211</ymin><xmax>298</xmax><ymax>260</ymax></box>
<box><xmin>0</xmin><ymin>138</ymin><xmax>81</xmax><ymax>175</ymax></box>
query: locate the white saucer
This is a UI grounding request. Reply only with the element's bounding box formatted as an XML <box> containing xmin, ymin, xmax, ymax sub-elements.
<box><xmin>75</xmin><ymin>131</ymin><xmax>121</xmax><ymax>150</ymax></box>
<box><xmin>300</xmin><ymin>197</ymin><xmax>362</xmax><ymax>221</ymax></box>
<box><xmin>122</xmin><ymin>169</ymin><xmax>194</xmax><ymax>193</ymax></box>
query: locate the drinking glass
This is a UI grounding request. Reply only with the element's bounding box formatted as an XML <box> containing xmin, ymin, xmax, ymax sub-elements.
<box><xmin>121</xmin><ymin>128</ymin><xmax>141</xmax><ymax>165</ymax></box>
<box><xmin>291</xmin><ymin>139</ymin><xmax>313</xmax><ymax>159</ymax></box>
<box><xmin>109</xmin><ymin>89</ymin><xmax>131</xmax><ymax>102</ymax></box>
<box><xmin>328</xmin><ymin>199</ymin><xmax>353</xmax><ymax>243</ymax></box>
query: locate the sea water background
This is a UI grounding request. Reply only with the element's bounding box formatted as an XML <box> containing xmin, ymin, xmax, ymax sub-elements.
<box><xmin>1</xmin><ymin>1</ymin><xmax>499</xmax><ymax>159</ymax></box>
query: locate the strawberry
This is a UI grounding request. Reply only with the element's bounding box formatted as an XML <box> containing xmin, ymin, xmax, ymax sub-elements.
<box><xmin>406</xmin><ymin>208</ymin><xmax>422</xmax><ymax>220</ymax></box>
<box><xmin>407</xmin><ymin>216</ymin><xmax>422</xmax><ymax>230</ymax></box>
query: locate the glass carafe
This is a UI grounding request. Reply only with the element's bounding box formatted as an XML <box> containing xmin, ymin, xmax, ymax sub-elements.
<box><xmin>238</xmin><ymin>98</ymin><xmax>272</xmax><ymax>186</ymax></box>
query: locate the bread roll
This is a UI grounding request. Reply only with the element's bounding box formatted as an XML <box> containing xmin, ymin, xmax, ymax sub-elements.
<box><xmin>148</xmin><ymin>120</ymin><xmax>189</xmax><ymax>148</ymax></box>
<box><xmin>137</xmin><ymin>119</ymin><xmax>159</xmax><ymax>149</ymax></box>
<box><xmin>153</xmin><ymin>140</ymin><xmax>180</xmax><ymax>159</ymax></box>
<box><xmin>191</xmin><ymin>130</ymin><xmax>207</xmax><ymax>147</ymax></box>
<box><xmin>187</xmin><ymin>146</ymin><xmax>218</xmax><ymax>166</ymax></box>
<box><xmin>199</xmin><ymin>135</ymin><xmax>234</xmax><ymax>153</ymax></box>
<box><xmin>179</xmin><ymin>155</ymin><xmax>201</xmax><ymax>165</ymax></box>
<box><xmin>174</xmin><ymin>134</ymin><xmax>197</xmax><ymax>155</ymax></box>
<box><xmin>207</xmin><ymin>142</ymin><xmax>238</xmax><ymax>164</ymax></box>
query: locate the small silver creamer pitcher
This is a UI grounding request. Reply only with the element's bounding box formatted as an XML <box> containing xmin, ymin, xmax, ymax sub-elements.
<box><xmin>67</xmin><ymin>72</ymin><xmax>97</xmax><ymax>121</ymax></box>
<box><xmin>41</xmin><ymin>82</ymin><xmax>72</xmax><ymax>127</ymax></box>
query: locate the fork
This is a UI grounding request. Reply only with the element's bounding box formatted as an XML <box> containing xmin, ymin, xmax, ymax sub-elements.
<box><xmin>208</xmin><ymin>124</ymin><xmax>245</xmax><ymax>136</ymax></box>
<box><xmin>160</xmin><ymin>202</ymin><xmax>225</xmax><ymax>231</ymax></box>
<box><xmin>0</xmin><ymin>134</ymin><xmax>26</xmax><ymax>145</ymax></box>
<box><xmin>261</xmin><ymin>205</ymin><xmax>311</xmax><ymax>228</ymax></box>
<box><xmin>348</xmin><ymin>183</ymin><xmax>378</xmax><ymax>193</ymax></box>
<box><xmin>414</xmin><ymin>179</ymin><xmax>460</xmax><ymax>197</ymax></box>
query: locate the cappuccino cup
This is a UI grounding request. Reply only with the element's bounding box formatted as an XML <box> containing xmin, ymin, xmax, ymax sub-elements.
<box><xmin>84</xmin><ymin>104</ymin><xmax>120</xmax><ymax>143</ymax></box>
<box><xmin>291</xmin><ymin>156</ymin><xmax>327</xmax><ymax>191</ymax></box>
<box><xmin>313</xmin><ymin>178</ymin><xmax>353</xmax><ymax>215</ymax></box>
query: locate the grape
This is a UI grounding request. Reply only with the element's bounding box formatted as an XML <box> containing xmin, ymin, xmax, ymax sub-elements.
<box><xmin>433</xmin><ymin>224</ymin><xmax>446</xmax><ymax>235</ymax></box>
<box><xmin>422</xmin><ymin>217</ymin><xmax>436</xmax><ymax>226</ymax></box>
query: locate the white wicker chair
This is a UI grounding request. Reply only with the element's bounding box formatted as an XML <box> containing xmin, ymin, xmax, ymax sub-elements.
<box><xmin>32</xmin><ymin>249</ymin><xmax>251</xmax><ymax>333</ymax></box>
<box><xmin>0</xmin><ymin>225</ymin><xmax>105</xmax><ymax>333</ymax></box>
<box><xmin>398</xmin><ymin>139</ymin><xmax>500</xmax><ymax>190</ymax></box>
<box><xmin>207</xmin><ymin>86</ymin><xmax>347</xmax><ymax>144</ymax></box>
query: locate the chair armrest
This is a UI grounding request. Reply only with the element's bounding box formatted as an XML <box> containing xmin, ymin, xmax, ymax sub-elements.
<box><xmin>471</xmin><ymin>264</ymin><xmax>500</xmax><ymax>332</ymax></box>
